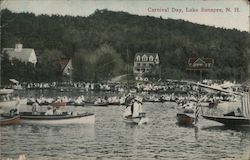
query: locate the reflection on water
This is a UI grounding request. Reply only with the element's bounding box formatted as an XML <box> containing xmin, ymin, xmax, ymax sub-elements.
<box><xmin>1</xmin><ymin>102</ymin><xmax>250</xmax><ymax>160</ymax></box>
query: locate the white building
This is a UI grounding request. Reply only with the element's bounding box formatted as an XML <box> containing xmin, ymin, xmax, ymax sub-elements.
<box><xmin>3</xmin><ymin>43</ymin><xmax>37</xmax><ymax>64</ymax></box>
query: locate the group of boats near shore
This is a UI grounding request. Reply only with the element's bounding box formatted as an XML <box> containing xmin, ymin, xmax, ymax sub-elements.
<box><xmin>1</xmin><ymin>80</ymin><xmax>250</xmax><ymax>127</ymax></box>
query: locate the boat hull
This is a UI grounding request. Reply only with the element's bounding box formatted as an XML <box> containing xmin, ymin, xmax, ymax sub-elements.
<box><xmin>123</xmin><ymin>116</ymin><xmax>149</xmax><ymax>125</ymax></box>
<box><xmin>0</xmin><ymin>115</ymin><xmax>20</xmax><ymax>126</ymax></box>
<box><xmin>176</xmin><ymin>113</ymin><xmax>194</xmax><ymax>125</ymax></box>
<box><xmin>20</xmin><ymin>112</ymin><xmax>95</xmax><ymax>125</ymax></box>
<box><xmin>202</xmin><ymin>115</ymin><xmax>250</xmax><ymax>126</ymax></box>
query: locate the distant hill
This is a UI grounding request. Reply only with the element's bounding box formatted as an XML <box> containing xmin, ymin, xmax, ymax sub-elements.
<box><xmin>1</xmin><ymin>9</ymin><xmax>250</xmax><ymax>82</ymax></box>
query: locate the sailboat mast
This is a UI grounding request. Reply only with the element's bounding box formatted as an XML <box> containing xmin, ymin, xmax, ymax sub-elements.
<box><xmin>126</xmin><ymin>47</ymin><xmax>129</xmax><ymax>92</ymax></box>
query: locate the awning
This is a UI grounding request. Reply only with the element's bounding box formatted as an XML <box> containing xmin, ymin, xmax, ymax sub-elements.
<box><xmin>9</xmin><ymin>79</ymin><xmax>19</xmax><ymax>84</ymax></box>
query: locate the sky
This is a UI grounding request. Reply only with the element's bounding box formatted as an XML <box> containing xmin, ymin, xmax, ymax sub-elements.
<box><xmin>1</xmin><ymin>0</ymin><xmax>250</xmax><ymax>32</ymax></box>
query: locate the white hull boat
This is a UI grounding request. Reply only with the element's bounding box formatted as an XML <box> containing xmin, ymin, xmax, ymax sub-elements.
<box><xmin>0</xmin><ymin>100</ymin><xmax>18</xmax><ymax>109</ymax></box>
<box><xmin>20</xmin><ymin>112</ymin><xmax>95</xmax><ymax>125</ymax></box>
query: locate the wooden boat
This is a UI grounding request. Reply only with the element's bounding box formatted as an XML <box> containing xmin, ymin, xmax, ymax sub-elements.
<box><xmin>0</xmin><ymin>114</ymin><xmax>20</xmax><ymax>126</ymax></box>
<box><xmin>19</xmin><ymin>112</ymin><xmax>95</xmax><ymax>125</ymax></box>
<box><xmin>123</xmin><ymin>116</ymin><xmax>149</xmax><ymax>125</ymax></box>
<box><xmin>202</xmin><ymin>92</ymin><xmax>250</xmax><ymax>126</ymax></box>
<box><xmin>123</xmin><ymin>112</ymin><xmax>149</xmax><ymax>125</ymax></box>
<box><xmin>202</xmin><ymin>115</ymin><xmax>250</xmax><ymax>126</ymax></box>
<box><xmin>176</xmin><ymin>113</ymin><xmax>194</xmax><ymax>125</ymax></box>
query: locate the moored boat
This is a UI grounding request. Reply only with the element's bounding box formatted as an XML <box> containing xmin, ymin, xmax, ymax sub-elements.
<box><xmin>0</xmin><ymin>114</ymin><xmax>20</xmax><ymax>126</ymax></box>
<box><xmin>19</xmin><ymin>112</ymin><xmax>95</xmax><ymax>125</ymax></box>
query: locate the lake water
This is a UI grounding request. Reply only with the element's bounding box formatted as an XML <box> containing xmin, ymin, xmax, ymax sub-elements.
<box><xmin>1</xmin><ymin>100</ymin><xmax>250</xmax><ymax>160</ymax></box>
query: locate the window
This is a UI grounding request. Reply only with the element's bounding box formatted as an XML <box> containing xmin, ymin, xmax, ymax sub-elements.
<box><xmin>142</xmin><ymin>55</ymin><xmax>148</xmax><ymax>61</ymax></box>
<box><xmin>136</xmin><ymin>56</ymin><xmax>140</xmax><ymax>61</ymax></box>
<box><xmin>149</xmin><ymin>56</ymin><xmax>154</xmax><ymax>61</ymax></box>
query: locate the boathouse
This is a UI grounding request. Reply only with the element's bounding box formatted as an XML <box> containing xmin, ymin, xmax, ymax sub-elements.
<box><xmin>187</xmin><ymin>58</ymin><xmax>214</xmax><ymax>69</ymax></box>
<box><xmin>186</xmin><ymin>57</ymin><xmax>214</xmax><ymax>81</ymax></box>
<box><xmin>3</xmin><ymin>43</ymin><xmax>37</xmax><ymax>64</ymax></box>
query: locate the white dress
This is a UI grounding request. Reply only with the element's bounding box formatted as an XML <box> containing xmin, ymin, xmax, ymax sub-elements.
<box><xmin>132</xmin><ymin>102</ymin><xmax>140</xmax><ymax>117</ymax></box>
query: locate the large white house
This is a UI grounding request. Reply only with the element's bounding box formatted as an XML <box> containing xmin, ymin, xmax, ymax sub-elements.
<box><xmin>133</xmin><ymin>52</ymin><xmax>160</xmax><ymax>75</ymax></box>
<box><xmin>3</xmin><ymin>43</ymin><xmax>37</xmax><ymax>64</ymax></box>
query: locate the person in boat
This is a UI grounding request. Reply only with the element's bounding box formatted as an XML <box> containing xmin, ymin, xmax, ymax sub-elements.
<box><xmin>96</xmin><ymin>97</ymin><xmax>101</xmax><ymax>104</ymax></box>
<box><xmin>132</xmin><ymin>96</ymin><xmax>143</xmax><ymax>118</ymax></box>
<box><xmin>45</xmin><ymin>106</ymin><xmax>53</xmax><ymax>115</ymax></box>
<box><xmin>123</xmin><ymin>98</ymin><xmax>134</xmax><ymax>117</ymax></box>
<box><xmin>123</xmin><ymin>93</ymin><xmax>134</xmax><ymax>117</ymax></box>
<box><xmin>53</xmin><ymin>107</ymin><xmax>62</xmax><ymax>115</ymax></box>
<box><xmin>32</xmin><ymin>100</ymin><xmax>39</xmax><ymax>115</ymax></box>
<box><xmin>9</xmin><ymin>108</ymin><xmax>18</xmax><ymax>117</ymax></box>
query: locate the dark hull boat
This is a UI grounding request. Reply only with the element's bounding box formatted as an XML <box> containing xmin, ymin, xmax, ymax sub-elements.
<box><xmin>0</xmin><ymin>114</ymin><xmax>20</xmax><ymax>126</ymax></box>
<box><xmin>202</xmin><ymin>115</ymin><xmax>250</xmax><ymax>126</ymax></box>
<box><xmin>176</xmin><ymin>113</ymin><xmax>194</xmax><ymax>125</ymax></box>
<box><xmin>202</xmin><ymin>91</ymin><xmax>250</xmax><ymax>126</ymax></box>
<box><xmin>19</xmin><ymin>112</ymin><xmax>95</xmax><ymax>125</ymax></box>
<box><xmin>123</xmin><ymin>116</ymin><xmax>149</xmax><ymax>125</ymax></box>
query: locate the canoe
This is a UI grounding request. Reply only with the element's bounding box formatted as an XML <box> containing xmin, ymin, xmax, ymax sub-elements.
<box><xmin>176</xmin><ymin>113</ymin><xmax>194</xmax><ymax>125</ymax></box>
<box><xmin>0</xmin><ymin>114</ymin><xmax>20</xmax><ymax>126</ymax></box>
<box><xmin>19</xmin><ymin>112</ymin><xmax>95</xmax><ymax>125</ymax></box>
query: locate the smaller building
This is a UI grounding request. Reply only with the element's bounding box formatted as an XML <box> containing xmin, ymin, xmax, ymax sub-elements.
<box><xmin>187</xmin><ymin>58</ymin><xmax>214</xmax><ymax>70</ymax></box>
<box><xmin>133</xmin><ymin>53</ymin><xmax>160</xmax><ymax>76</ymax></box>
<box><xmin>3</xmin><ymin>43</ymin><xmax>37</xmax><ymax>64</ymax></box>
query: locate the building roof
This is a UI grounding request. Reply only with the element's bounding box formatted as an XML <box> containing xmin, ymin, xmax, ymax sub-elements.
<box><xmin>59</xmin><ymin>58</ymin><xmax>70</xmax><ymax>71</ymax></box>
<box><xmin>135</xmin><ymin>52</ymin><xmax>158</xmax><ymax>58</ymax></box>
<box><xmin>188</xmin><ymin>58</ymin><xmax>214</xmax><ymax>64</ymax></box>
<box><xmin>3</xmin><ymin>48</ymin><xmax>35</xmax><ymax>63</ymax></box>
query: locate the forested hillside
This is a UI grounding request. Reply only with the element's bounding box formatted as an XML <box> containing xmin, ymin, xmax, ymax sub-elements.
<box><xmin>1</xmin><ymin>9</ymin><xmax>249</xmax><ymax>83</ymax></box>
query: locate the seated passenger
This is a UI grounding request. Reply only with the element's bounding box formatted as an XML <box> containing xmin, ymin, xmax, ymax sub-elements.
<box><xmin>45</xmin><ymin>106</ymin><xmax>53</xmax><ymax>115</ymax></box>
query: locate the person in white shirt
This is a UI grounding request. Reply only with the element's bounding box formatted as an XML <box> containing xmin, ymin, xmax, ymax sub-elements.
<box><xmin>132</xmin><ymin>97</ymin><xmax>143</xmax><ymax>118</ymax></box>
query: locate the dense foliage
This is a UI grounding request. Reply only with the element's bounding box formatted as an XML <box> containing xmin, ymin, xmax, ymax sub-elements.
<box><xmin>1</xmin><ymin>9</ymin><xmax>249</xmax><ymax>83</ymax></box>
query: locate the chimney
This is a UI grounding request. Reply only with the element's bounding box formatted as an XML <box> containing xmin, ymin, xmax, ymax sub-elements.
<box><xmin>14</xmin><ymin>43</ymin><xmax>23</xmax><ymax>52</ymax></box>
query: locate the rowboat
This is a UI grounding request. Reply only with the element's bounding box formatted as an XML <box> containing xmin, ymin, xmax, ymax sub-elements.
<box><xmin>123</xmin><ymin>115</ymin><xmax>149</xmax><ymax>125</ymax></box>
<box><xmin>19</xmin><ymin>112</ymin><xmax>95</xmax><ymax>125</ymax></box>
<box><xmin>176</xmin><ymin>113</ymin><xmax>194</xmax><ymax>125</ymax></box>
<box><xmin>0</xmin><ymin>114</ymin><xmax>20</xmax><ymax>126</ymax></box>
